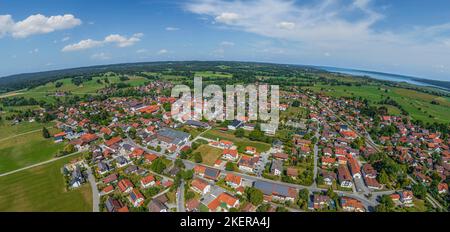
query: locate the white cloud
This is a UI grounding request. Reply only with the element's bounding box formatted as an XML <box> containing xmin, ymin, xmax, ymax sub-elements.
<box><xmin>214</xmin><ymin>41</ymin><xmax>235</xmax><ymax>56</ymax></box>
<box><xmin>91</xmin><ymin>52</ymin><xmax>110</xmax><ymax>60</ymax></box>
<box><xmin>165</xmin><ymin>27</ymin><xmax>180</xmax><ymax>31</ymax></box>
<box><xmin>0</xmin><ymin>14</ymin><xmax>81</xmax><ymax>38</ymax></box>
<box><xmin>136</xmin><ymin>49</ymin><xmax>148</xmax><ymax>53</ymax></box>
<box><xmin>157</xmin><ymin>49</ymin><xmax>168</xmax><ymax>55</ymax></box>
<box><xmin>62</xmin><ymin>39</ymin><xmax>103</xmax><ymax>52</ymax></box>
<box><xmin>29</xmin><ymin>48</ymin><xmax>39</xmax><ymax>54</ymax></box>
<box><xmin>276</xmin><ymin>21</ymin><xmax>295</xmax><ymax>30</ymax></box>
<box><xmin>220</xmin><ymin>41</ymin><xmax>235</xmax><ymax>47</ymax></box>
<box><xmin>215</xmin><ymin>12</ymin><xmax>240</xmax><ymax>24</ymax></box>
<box><xmin>185</xmin><ymin>0</ymin><xmax>450</xmax><ymax>80</ymax></box>
<box><xmin>105</xmin><ymin>33</ymin><xmax>143</xmax><ymax>47</ymax></box>
<box><xmin>61</xmin><ymin>36</ymin><xmax>70</xmax><ymax>42</ymax></box>
<box><xmin>62</xmin><ymin>33</ymin><xmax>143</xmax><ymax>52</ymax></box>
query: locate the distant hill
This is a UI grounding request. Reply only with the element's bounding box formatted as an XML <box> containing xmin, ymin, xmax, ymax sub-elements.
<box><xmin>0</xmin><ymin>61</ymin><xmax>318</xmax><ymax>92</ymax></box>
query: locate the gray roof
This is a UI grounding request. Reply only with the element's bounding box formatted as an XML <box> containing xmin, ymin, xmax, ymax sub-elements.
<box><xmin>148</xmin><ymin>199</ymin><xmax>168</xmax><ymax>212</ymax></box>
<box><xmin>271</xmin><ymin>160</ymin><xmax>283</xmax><ymax>173</ymax></box>
<box><xmin>253</xmin><ymin>180</ymin><xmax>296</xmax><ymax>198</ymax></box>
<box><xmin>204</xmin><ymin>167</ymin><xmax>220</xmax><ymax>179</ymax></box>
<box><xmin>186</xmin><ymin>120</ymin><xmax>209</xmax><ymax>128</ymax></box>
<box><xmin>230</xmin><ymin>120</ymin><xmax>243</xmax><ymax>128</ymax></box>
<box><xmin>158</xmin><ymin>128</ymin><xmax>190</xmax><ymax>145</ymax></box>
<box><xmin>116</xmin><ymin>156</ymin><xmax>127</xmax><ymax>164</ymax></box>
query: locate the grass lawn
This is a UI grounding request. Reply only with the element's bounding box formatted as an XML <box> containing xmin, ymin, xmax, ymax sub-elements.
<box><xmin>199</xmin><ymin>203</ymin><xmax>210</xmax><ymax>212</ymax></box>
<box><xmin>202</xmin><ymin>129</ymin><xmax>271</xmax><ymax>153</ymax></box>
<box><xmin>280</xmin><ymin>106</ymin><xmax>307</xmax><ymax>121</ymax></box>
<box><xmin>403</xmin><ymin>199</ymin><xmax>427</xmax><ymax>212</ymax></box>
<box><xmin>0</xmin><ymin>154</ymin><xmax>92</xmax><ymax>211</ymax></box>
<box><xmin>0</xmin><ymin>121</ymin><xmax>55</xmax><ymax>140</ymax></box>
<box><xmin>181</xmin><ymin>126</ymin><xmax>203</xmax><ymax>139</ymax></box>
<box><xmin>0</xmin><ymin>128</ymin><xmax>65</xmax><ymax>174</ymax></box>
<box><xmin>193</xmin><ymin>145</ymin><xmax>223</xmax><ymax>166</ymax></box>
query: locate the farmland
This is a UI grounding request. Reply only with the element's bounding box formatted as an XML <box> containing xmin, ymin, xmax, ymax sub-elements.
<box><xmin>0</xmin><ymin>121</ymin><xmax>54</xmax><ymax>140</ymax></box>
<box><xmin>305</xmin><ymin>84</ymin><xmax>450</xmax><ymax>124</ymax></box>
<box><xmin>0</xmin><ymin>127</ymin><xmax>64</xmax><ymax>174</ymax></box>
<box><xmin>0</xmin><ymin>74</ymin><xmax>148</xmax><ymax>103</ymax></box>
<box><xmin>0</xmin><ymin>154</ymin><xmax>92</xmax><ymax>212</ymax></box>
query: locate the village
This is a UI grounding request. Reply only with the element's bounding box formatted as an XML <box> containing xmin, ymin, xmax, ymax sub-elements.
<box><xmin>46</xmin><ymin>79</ymin><xmax>447</xmax><ymax>213</ymax></box>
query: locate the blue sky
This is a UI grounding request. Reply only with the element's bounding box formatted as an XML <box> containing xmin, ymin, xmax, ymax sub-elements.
<box><xmin>0</xmin><ymin>0</ymin><xmax>450</xmax><ymax>81</ymax></box>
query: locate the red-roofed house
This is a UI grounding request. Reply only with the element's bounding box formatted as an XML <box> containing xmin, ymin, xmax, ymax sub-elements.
<box><xmin>438</xmin><ymin>183</ymin><xmax>448</xmax><ymax>194</ymax></box>
<box><xmin>222</xmin><ymin>149</ymin><xmax>238</xmax><ymax>161</ymax></box>
<box><xmin>139</xmin><ymin>105</ymin><xmax>159</xmax><ymax>114</ymax></box>
<box><xmin>102</xmin><ymin>185</ymin><xmax>114</xmax><ymax>194</ymax></box>
<box><xmin>130</xmin><ymin>148</ymin><xmax>145</xmax><ymax>159</ymax></box>
<box><xmin>191</xmin><ymin>178</ymin><xmax>211</xmax><ymax>195</ymax></box>
<box><xmin>118</xmin><ymin>179</ymin><xmax>133</xmax><ymax>193</ymax></box>
<box><xmin>140</xmin><ymin>175</ymin><xmax>156</xmax><ymax>188</ymax></box>
<box><xmin>106</xmin><ymin>136</ymin><xmax>122</xmax><ymax>147</ymax></box>
<box><xmin>225</xmin><ymin>173</ymin><xmax>242</xmax><ymax>188</ymax></box>
<box><xmin>207</xmin><ymin>192</ymin><xmax>239</xmax><ymax>212</ymax></box>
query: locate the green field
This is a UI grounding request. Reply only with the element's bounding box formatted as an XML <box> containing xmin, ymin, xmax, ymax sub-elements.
<box><xmin>195</xmin><ymin>71</ymin><xmax>232</xmax><ymax>78</ymax></box>
<box><xmin>0</xmin><ymin>121</ymin><xmax>54</xmax><ymax>140</ymax></box>
<box><xmin>0</xmin><ymin>128</ymin><xmax>64</xmax><ymax>174</ymax></box>
<box><xmin>280</xmin><ymin>106</ymin><xmax>308</xmax><ymax>121</ymax></box>
<box><xmin>0</xmin><ymin>154</ymin><xmax>92</xmax><ymax>211</ymax></box>
<box><xmin>3</xmin><ymin>74</ymin><xmax>148</xmax><ymax>103</ymax></box>
<box><xmin>193</xmin><ymin>144</ymin><xmax>223</xmax><ymax>166</ymax></box>
<box><xmin>306</xmin><ymin>84</ymin><xmax>450</xmax><ymax>124</ymax></box>
<box><xmin>202</xmin><ymin>129</ymin><xmax>271</xmax><ymax>153</ymax></box>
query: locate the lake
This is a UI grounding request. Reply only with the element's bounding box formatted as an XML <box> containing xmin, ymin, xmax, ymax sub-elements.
<box><xmin>319</xmin><ymin>66</ymin><xmax>442</xmax><ymax>88</ymax></box>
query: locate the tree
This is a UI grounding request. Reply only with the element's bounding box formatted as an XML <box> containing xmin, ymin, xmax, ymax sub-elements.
<box><xmin>412</xmin><ymin>183</ymin><xmax>427</xmax><ymax>199</ymax></box>
<box><xmin>379</xmin><ymin>195</ymin><xmax>395</xmax><ymax>209</ymax></box>
<box><xmin>150</xmin><ymin>158</ymin><xmax>167</xmax><ymax>174</ymax></box>
<box><xmin>378</xmin><ymin>170</ymin><xmax>389</xmax><ymax>185</ymax></box>
<box><xmin>292</xmin><ymin>100</ymin><xmax>300</xmax><ymax>107</ymax></box>
<box><xmin>225</xmin><ymin>162</ymin><xmax>235</xmax><ymax>171</ymax></box>
<box><xmin>297</xmin><ymin>189</ymin><xmax>309</xmax><ymax>209</ymax></box>
<box><xmin>326</xmin><ymin>187</ymin><xmax>337</xmax><ymax>200</ymax></box>
<box><xmin>63</xmin><ymin>144</ymin><xmax>76</xmax><ymax>154</ymax></box>
<box><xmin>246</xmin><ymin>187</ymin><xmax>264</xmax><ymax>206</ymax></box>
<box><xmin>234</xmin><ymin>128</ymin><xmax>245</xmax><ymax>138</ymax></box>
<box><xmin>276</xmin><ymin>206</ymin><xmax>288</xmax><ymax>212</ymax></box>
<box><xmin>182</xmin><ymin>169</ymin><xmax>194</xmax><ymax>180</ymax></box>
<box><xmin>128</xmin><ymin>127</ymin><xmax>137</xmax><ymax>139</ymax></box>
<box><xmin>42</xmin><ymin>127</ymin><xmax>50</xmax><ymax>138</ymax></box>
<box><xmin>185</xmin><ymin>191</ymin><xmax>195</xmax><ymax>200</ymax></box>
<box><xmin>194</xmin><ymin>152</ymin><xmax>203</xmax><ymax>163</ymax></box>
<box><xmin>175</xmin><ymin>158</ymin><xmax>185</xmax><ymax>169</ymax></box>
<box><xmin>256</xmin><ymin>203</ymin><xmax>270</xmax><ymax>212</ymax></box>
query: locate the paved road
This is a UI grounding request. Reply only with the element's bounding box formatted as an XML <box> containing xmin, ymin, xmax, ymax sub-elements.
<box><xmin>86</xmin><ymin>167</ymin><xmax>100</xmax><ymax>212</ymax></box>
<box><xmin>0</xmin><ymin>151</ymin><xmax>82</xmax><ymax>177</ymax></box>
<box><xmin>311</xmin><ymin>93</ymin><xmax>445</xmax><ymax>211</ymax></box>
<box><xmin>126</xmin><ymin>131</ymin><xmax>396</xmax><ymax>211</ymax></box>
<box><xmin>177</xmin><ymin>180</ymin><xmax>186</xmax><ymax>212</ymax></box>
<box><xmin>311</xmin><ymin>126</ymin><xmax>320</xmax><ymax>188</ymax></box>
